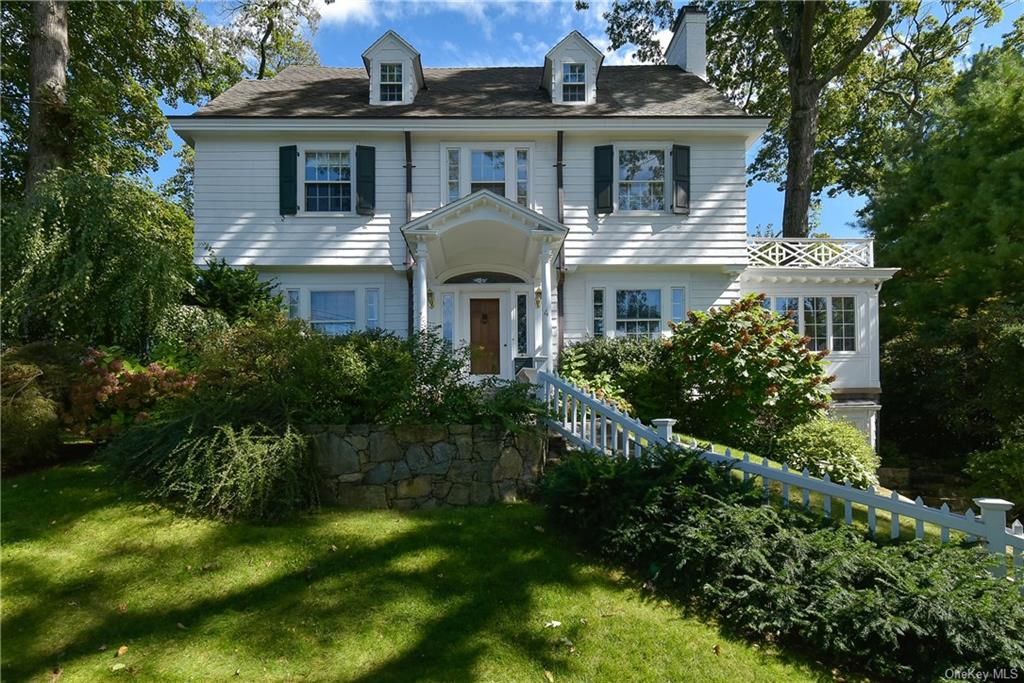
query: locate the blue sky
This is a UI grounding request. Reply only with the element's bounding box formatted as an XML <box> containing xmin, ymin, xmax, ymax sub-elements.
<box><xmin>160</xmin><ymin>0</ymin><xmax>1023</xmax><ymax>236</ymax></box>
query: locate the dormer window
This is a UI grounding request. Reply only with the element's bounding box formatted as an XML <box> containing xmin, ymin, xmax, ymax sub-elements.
<box><xmin>379</xmin><ymin>63</ymin><xmax>403</xmax><ymax>102</ymax></box>
<box><xmin>562</xmin><ymin>64</ymin><xmax>586</xmax><ymax>102</ymax></box>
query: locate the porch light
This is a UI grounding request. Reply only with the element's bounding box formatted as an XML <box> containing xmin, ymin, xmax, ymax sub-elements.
<box><xmin>535</xmin><ymin>288</ymin><xmax>542</xmax><ymax>308</ymax></box>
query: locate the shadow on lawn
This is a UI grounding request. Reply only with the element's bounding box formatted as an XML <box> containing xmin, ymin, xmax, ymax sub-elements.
<box><xmin>2</xmin><ymin>463</ymin><xmax>622</xmax><ymax>681</ymax></box>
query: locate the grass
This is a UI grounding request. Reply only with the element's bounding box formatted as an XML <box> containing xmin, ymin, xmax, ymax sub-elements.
<box><xmin>1</xmin><ymin>463</ymin><xmax>828</xmax><ymax>682</ymax></box>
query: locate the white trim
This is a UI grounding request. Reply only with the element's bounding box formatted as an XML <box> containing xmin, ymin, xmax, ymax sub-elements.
<box><xmin>586</xmin><ymin>281</ymin><xmax>689</xmax><ymax>339</ymax></box>
<box><xmin>762</xmin><ymin>293</ymin><xmax>863</xmax><ymax>357</ymax></box>
<box><xmin>741</xmin><ymin>267</ymin><xmax>900</xmax><ymax>287</ymax></box>
<box><xmin>463</xmin><ymin>290</ymin><xmax>511</xmax><ymax>379</ymax></box>
<box><xmin>170</xmin><ymin>117</ymin><xmax>771</xmax><ymax>148</ymax></box>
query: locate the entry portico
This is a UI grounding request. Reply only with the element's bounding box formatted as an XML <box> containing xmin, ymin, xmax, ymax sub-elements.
<box><xmin>403</xmin><ymin>190</ymin><xmax>567</xmax><ymax>378</ymax></box>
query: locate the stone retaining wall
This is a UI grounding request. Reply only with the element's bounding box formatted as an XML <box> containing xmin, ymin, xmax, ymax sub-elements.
<box><xmin>308</xmin><ymin>424</ymin><xmax>546</xmax><ymax>510</ymax></box>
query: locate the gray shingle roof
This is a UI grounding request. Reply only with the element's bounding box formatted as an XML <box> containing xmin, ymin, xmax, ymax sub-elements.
<box><xmin>190</xmin><ymin>65</ymin><xmax>751</xmax><ymax>118</ymax></box>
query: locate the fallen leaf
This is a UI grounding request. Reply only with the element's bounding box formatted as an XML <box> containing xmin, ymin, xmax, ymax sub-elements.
<box><xmin>98</xmin><ymin>645</ymin><xmax>108</xmax><ymax>652</ymax></box>
<box><xmin>329</xmin><ymin>544</ymin><xmax>338</xmax><ymax>552</ymax></box>
<box><xmin>111</xmin><ymin>663</ymin><xmax>126</xmax><ymax>672</ymax></box>
<box><xmin>116</xmin><ymin>603</ymin><xmax>128</xmax><ymax>614</ymax></box>
<box><xmin>713</xmin><ymin>644</ymin><xmax>721</xmax><ymax>656</ymax></box>
<box><xmin>176</xmin><ymin>622</ymin><xmax>186</xmax><ymax>630</ymax></box>
<box><xmin>116</xmin><ymin>645</ymin><xmax>128</xmax><ymax>657</ymax></box>
<box><xmin>543</xmin><ymin>620</ymin><xmax>561</xmax><ymax>629</ymax></box>
<box><xmin>544</xmin><ymin>671</ymin><xmax>555</xmax><ymax>682</ymax></box>
<box><xmin>559</xmin><ymin>637</ymin><xmax>576</xmax><ymax>654</ymax></box>
<box><xmin>533</xmin><ymin>525</ymin><xmax>545</xmax><ymax>533</ymax></box>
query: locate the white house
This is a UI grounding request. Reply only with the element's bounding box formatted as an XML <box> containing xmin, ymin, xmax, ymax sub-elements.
<box><xmin>169</xmin><ymin>7</ymin><xmax>896</xmax><ymax>445</ymax></box>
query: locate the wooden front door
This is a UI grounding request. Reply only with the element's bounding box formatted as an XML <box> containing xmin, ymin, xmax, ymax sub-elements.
<box><xmin>469</xmin><ymin>298</ymin><xmax>501</xmax><ymax>375</ymax></box>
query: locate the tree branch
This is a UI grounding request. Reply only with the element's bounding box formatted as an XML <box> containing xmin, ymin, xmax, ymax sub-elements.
<box><xmin>819</xmin><ymin>1</ymin><xmax>892</xmax><ymax>86</ymax></box>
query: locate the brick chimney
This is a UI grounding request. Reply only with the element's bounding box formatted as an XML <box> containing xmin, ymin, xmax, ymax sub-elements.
<box><xmin>665</xmin><ymin>5</ymin><xmax>707</xmax><ymax>80</ymax></box>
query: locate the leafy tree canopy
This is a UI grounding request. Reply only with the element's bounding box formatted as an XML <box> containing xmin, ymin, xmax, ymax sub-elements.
<box><xmin>593</xmin><ymin>0</ymin><xmax>1003</xmax><ymax>227</ymax></box>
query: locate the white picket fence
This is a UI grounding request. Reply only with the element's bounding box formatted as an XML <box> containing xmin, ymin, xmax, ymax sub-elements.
<box><xmin>534</xmin><ymin>370</ymin><xmax>1024</xmax><ymax>589</ymax></box>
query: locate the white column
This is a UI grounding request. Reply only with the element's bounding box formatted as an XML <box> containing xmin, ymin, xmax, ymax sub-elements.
<box><xmin>539</xmin><ymin>242</ymin><xmax>553</xmax><ymax>372</ymax></box>
<box><xmin>415</xmin><ymin>241</ymin><xmax>429</xmax><ymax>332</ymax></box>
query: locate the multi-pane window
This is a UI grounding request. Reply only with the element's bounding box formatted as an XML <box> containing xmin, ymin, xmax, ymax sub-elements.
<box><xmin>831</xmin><ymin>296</ymin><xmax>856</xmax><ymax>351</ymax></box>
<box><xmin>618</xmin><ymin>149</ymin><xmax>665</xmax><ymax>211</ymax></box>
<box><xmin>441</xmin><ymin>293</ymin><xmax>455</xmax><ymax>348</ymax></box>
<box><xmin>470</xmin><ymin>150</ymin><xmax>506</xmax><ymax>195</ymax></box>
<box><xmin>284</xmin><ymin>289</ymin><xmax>301</xmax><ymax>319</ymax></box>
<box><xmin>616</xmin><ymin>289</ymin><xmax>661</xmax><ymax>338</ymax></box>
<box><xmin>515</xmin><ymin>149</ymin><xmax>529</xmax><ymax>207</ymax></box>
<box><xmin>774</xmin><ymin>296</ymin><xmax>799</xmax><ymax>330</ymax></box>
<box><xmin>762</xmin><ymin>295</ymin><xmax>857</xmax><ymax>352</ymax></box>
<box><xmin>379</xmin><ymin>63</ymin><xmax>403</xmax><ymax>102</ymax></box>
<box><xmin>562</xmin><ymin>63</ymin><xmax>586</xmax><ymax>102</ymax></box>
<box><xmin>516</xmin><ymin>293</ymin><xmax>528</xmax><ymax>355</ymax></box>
<box><xmin>304</xmin><ymin>151</ymin><xmax>351</xmax><ymax>212</ymax></box>
<box><xmin>592</xmin><ymin>288</ymin><xmax>605</xmax><ymax>336</ymax></box>
<box><xmin>310</xmin><ymin>291</ymin><xmax>356</xmax><ymax>335</ymax></box>
<box><xmin>365</xmin><ymin>289</ymin><xmax>380</xmax><ymax>330</ymax></box>
<box><xmin>671</xmin><ymin>287</ymin><xmax>686</xmax><ymax>324</ymax></box>
<box><xmin>802</xmin><ymin>296</ymin><xmax>828</xmax><ymax>351</ymax></box>
<box><xmin>446</xmin><ymin>148</ymin><xmax>460</xmax><ymax>203</ymax></box>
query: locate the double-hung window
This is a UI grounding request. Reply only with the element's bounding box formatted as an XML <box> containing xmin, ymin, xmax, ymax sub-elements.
<box><xmin>365</xmin><ymin>289</ymin><xmax>380</xmax><ymax>329</ymax></box>
<box><xmin>592</xmin><ymin>289</ymin><xmax>605</xmax><ymax>336</ymax></box>
<box><xmin>618</xmin><ymin>149</ymin><xmax>665</xmax><ymax>211</ymax></box>
<box><xmin>285</xmin><ymin>289</ymin><xmax>301</xmax><ymax>319</ymax></box>
<box><xmin>671</xmin><ymin>287</ymin><xmax>686</xmax><ymax>324</ymax></box>
<box><xmin>562</xmin><ymin>63</ymin><xmax>586</xmax><ymax>102</ymax></box>
<box><xmin>470</xmin><ymin>150</ymin><xmax>506</xmax><ymax>195</ymax></box>
<box><xmin>831</xmin><ymin>296</ymin><xmax>856</xmax><ymax>351</ymax></box>
<box><xmin>379</xmin><ymin>63</ymin><xmax>403</xmax><ymax>102</ymax></box>
<box><xmin>304</xmin><ymin>151</ymin><xmax>351</xmax><ymax>212</ymax></box>
<box><xmin>310</xmin><ymin>291</ymin><xmax>356</xmax><ymax>335</ymax></box>
<box><xmin>616</xmin><ymin>289</ymin><xmax>661</xmax><ymax>338</ymax></box>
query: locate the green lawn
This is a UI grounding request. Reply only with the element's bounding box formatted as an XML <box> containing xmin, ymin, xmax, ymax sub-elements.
<box><xmin>2</xmin><ymin>463</ymin><xmax>827</xmax><ymax>682</ymax></box>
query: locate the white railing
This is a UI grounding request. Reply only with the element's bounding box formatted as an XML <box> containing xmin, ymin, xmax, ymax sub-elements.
<box><xmin>747</xmin><ymin>238</ymin><xmax>874</xmax><ymax>268</ymax></box>
<box><xmin>535</xmin><ymin>370</ymin><xmax>1024</xmax><ymax>590</ymax></box>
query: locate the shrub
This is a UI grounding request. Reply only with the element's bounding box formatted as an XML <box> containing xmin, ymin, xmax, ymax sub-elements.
<box><xmin>774</xmin><ymin>417</ymin><xmax>879</xmax><ymax>488</ymax></box>
<box><xmin>558</xmin><ymin>336</ymin><xmax>666</xmax><ymax>417</ymax></box>
<box><xmin>1</xmin><ymin>171</ymin><xmax>193</xmax><ymax>352</ymax></box>
<box><xmin>67</xmin><ymin>348</ymin><xmax>196</xmax><ymax>440</ymax></box>
<box><xmin>104</xmin><ymin>316</ymin><xmax>544</xmax><ymax>520</ymax></box>
<box><xmin>966</xmin><ymin>425</ymin><xmax>1024</xmax><ymax>518</ymax></box>
<box><xmin>1</xmin><ymin>362</ymin><xmax>61</xmax><ymax>472</ymax></box>
<box><xmin>662</xmin><ymin>294</ymin><xmax>834</xmax><ymax>455</ymax></box>
<box><xmin>150</xmin><ymin>304</ymin><xmax>230</xmax><ymax>367</ymax></box>
<box><xmin>541</xmin><ymin>448</ymin><xmax>1024</xmax><ymax>679</ymax></box>
<box><xmin>154</xmin><ymin>424</ymin><xmax>317</xmax><ymax>520</ymax></box>
<box><xmin>188</xmin><ymin>257</ymin><xmax>282</xmax><ymax>323</ymax></box>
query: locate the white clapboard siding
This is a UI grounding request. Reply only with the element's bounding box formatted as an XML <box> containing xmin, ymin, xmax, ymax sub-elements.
<box><xmin>193</xmin><ymin>130</ymin><xmax>750</xmax><ymax>268</ymax></box>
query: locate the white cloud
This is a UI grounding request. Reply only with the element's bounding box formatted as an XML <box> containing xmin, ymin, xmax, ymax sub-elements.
<box><xmin>318</xmin><ymin>0</ymin><xmax>377</xmax><ymax>26</ymax></box>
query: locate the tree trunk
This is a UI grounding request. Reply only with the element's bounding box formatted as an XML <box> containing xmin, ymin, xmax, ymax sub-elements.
<box><xmin>26</xmin><ymin>0</ymin><xmax>69</xmax><ymax>194</ymax></box>
<box><xmin>781</xmin><ymin>81</ymin><xmax>819</xmax><ymax>238</ymax></box>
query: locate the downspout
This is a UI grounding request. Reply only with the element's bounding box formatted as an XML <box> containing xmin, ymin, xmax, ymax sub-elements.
<box><xmin>404</xmin><ymin>131</ymin><xmax>414</xmax><ymax>336</ymax></box>
<box><xmin>556</xmin><ymin>130</ymin><xmax>566</xmax><ymax>362</ymax></box>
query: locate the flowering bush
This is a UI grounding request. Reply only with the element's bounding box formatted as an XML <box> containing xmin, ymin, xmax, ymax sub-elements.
<box><xmin>662</xmin><ymin>294</ymin><xmax>834</xmax><ymax>456</ymax></box>
<box><xmin>67</xmin><ymin>349</ymin><xmax>195</xmax><ymax>440</ymax></box>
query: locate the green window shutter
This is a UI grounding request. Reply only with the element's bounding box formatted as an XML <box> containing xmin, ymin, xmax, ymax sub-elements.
<box><xmin>594</xmin><ymin>144</ymin><xmax>613</xmax><ymax>215</ymax></box>
<box><xmin>672</xmin><ymin>144</ymin><xmax>690</xmax><ymax>214</ymax></box>
<box><xmin>279</xmin><ymin>145</ymin><xmax>298</xmax><ymax>216</ymax></box>
<box><xmin>356</xmin><ymin>145</ymin><xmax>376</xmax><ymax>216</ymax></box>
